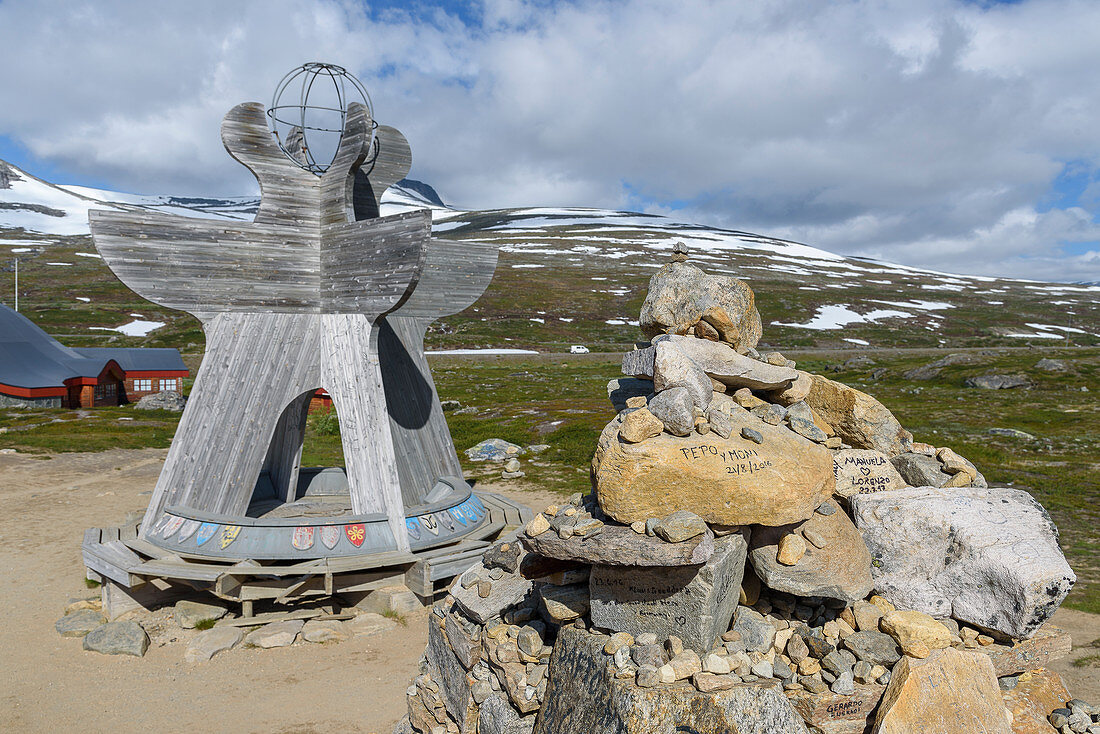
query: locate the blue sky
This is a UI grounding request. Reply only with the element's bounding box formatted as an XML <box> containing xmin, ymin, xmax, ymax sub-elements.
<box><xmin>1</xmin><ymin>0</ymin><xmax>1098</xmax><ymax>282</ymax></box>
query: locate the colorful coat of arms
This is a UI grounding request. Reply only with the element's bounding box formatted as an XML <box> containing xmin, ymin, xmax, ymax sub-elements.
<box><xmin>195</xmin><ymin>522</ymin><xmax>218</xmax><ymax>546</ymax></box>
<box><xmin>220</xmin><ymin>525</ymin><xmax>242</xmax><ymax>549</ymax></box>
<box><xmin>161</xmin><ymin>515</ymin><xmax>186</xmax><ymax>538</ymax></box>
<box><xmin>345</xmin><ymin>523</ymin><xmax>366</xmax><ymax>547</ymax></box>
<box><xmin>319</xmin><ymin>525</ymin><xmax>340</xmax><ymax>549</ymax></box>
<box><xmin>292</xmin><ymin>526</ymin><xmax>315</xmax><ymax>550</ymax></box>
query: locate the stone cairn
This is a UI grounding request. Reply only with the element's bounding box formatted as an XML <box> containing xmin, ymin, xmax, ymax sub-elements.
<box><xmin>396</xmin><ymin>245</ymin><xmax>1096</xmax><ymax>734</ymax></box>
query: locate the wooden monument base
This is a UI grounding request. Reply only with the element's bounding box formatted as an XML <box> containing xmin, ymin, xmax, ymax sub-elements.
<box><xmin>84</xmin><ymin>491</ymin><xmax>530</xmax><ymax>619</ymax></box>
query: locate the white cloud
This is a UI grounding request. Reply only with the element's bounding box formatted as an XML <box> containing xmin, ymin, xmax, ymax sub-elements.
<box><xmin>0</xmin><ymin>0</ymin><xmax>1098</xmax><ymax>281</ymax></box>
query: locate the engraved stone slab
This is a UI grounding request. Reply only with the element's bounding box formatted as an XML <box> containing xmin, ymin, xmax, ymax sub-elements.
<box><xmin>785</xmin><ymin>683</ymin><xmax>886</xmax><ymax>734</ymax></box>
<box><xmin>588</xmin><ymin>531</ymin><xmax>749</xmax><ymax>652</ymax></box>
<box><xmin>832</xmin><ymin>448</ymin><xmax>908</xmax><ymax>499</ymax></box>
<box><xmin>522</xmin><ymin>523</ymin><xmax>714</xmax><ymax>567</ymax></box>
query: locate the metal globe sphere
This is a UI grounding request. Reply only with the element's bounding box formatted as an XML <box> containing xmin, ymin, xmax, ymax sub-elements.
<box><xmin>266</xmin><ymin>62</ymin><xmax>375</xmax><ymax>175</ymax></box>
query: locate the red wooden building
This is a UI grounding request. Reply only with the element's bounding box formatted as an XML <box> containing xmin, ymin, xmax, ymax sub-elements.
<box><xmin>0</xmin><ymin>305</ymin><xmax>187</xmax><ymax>408</ymax></box>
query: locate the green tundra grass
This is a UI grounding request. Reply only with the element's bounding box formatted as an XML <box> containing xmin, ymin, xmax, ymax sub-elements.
<box><xmin>0</xmin><ymin>346</ymin><xmax>1096</xmax><ymax>613</ymax></box>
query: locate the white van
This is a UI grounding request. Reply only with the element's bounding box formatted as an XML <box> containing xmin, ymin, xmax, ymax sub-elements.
<box><xmin>569</xmin><ymin>345</ymin><xmax>590</xmax><ymax>354</ymax></box>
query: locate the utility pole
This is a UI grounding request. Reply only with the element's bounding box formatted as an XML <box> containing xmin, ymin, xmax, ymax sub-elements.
<box><xmin>14</xmin><ymin>257</ymin><xmax>18</xmax><ymax>312</ymax></box>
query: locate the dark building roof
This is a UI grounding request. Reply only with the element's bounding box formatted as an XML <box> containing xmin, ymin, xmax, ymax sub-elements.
<box><xmin>0</xmin><ymin>305</ymin><xmax>186</xmax><ymax>390</ymax></box>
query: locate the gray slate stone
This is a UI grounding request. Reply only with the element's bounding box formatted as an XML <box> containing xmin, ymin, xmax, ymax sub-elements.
<box><xmin>658</xmin><ymin>334</ymin><xmax>798</xmax><ymax>390</ymax></box>
<box><xmin>653</xmin><ymin>340</ymin><xmax>712</xmax><ymax>410</ymax></box>
<box><xmin>523</xmin><ymin>523</ymin><xmax>714</xmax><ymax>566</ymax></box>
<box><xmin>480</xmin><ymin>694</ymin><xmax>535</xmax><ymax>734</ymax></box>
<box><xmin>390</xmin><ymin>716</ymin><xmax>414</xmax><ymax>734</ymax></box>
<box><xmin>427</xmin><ymin>619</ymin><xmax>478</xmax><ymax>730</ymax></box>
<box><xmin>731</xmin><ymin>606</ymin><xmax>777</xmax><ymax>653</ymax></box>
<box><xmin>788</xmin><ymin>416</ymin><xmax>827</xmax><ymax>443</ymax></box>
<box><xmin>653</xmin><ymin>510</ymin><xmax>708</xmax><ymax>543</ymax></box>
<box><xmin>452</xmin><ymin>561</ymin><xmax>534</xmax><ymax>624</ymax></box>
<box><xmin>841</xmin><ymin>630</ymin><xmax>901</xmax><ymax>667</ymax></box>
<box><xmin>55</xmin><ymin>609</ymin><xmax>105</xmax><ymax>637</ymax></box>
<box><xmin>136</xmin><ymin>390</ymin><xmax>186</xmax><ymax>411</ymax></box>
<box><xmin>174</xmin><ymin>599</ymin><xmax>228</xmax><ymax>628</ymax></box>
<box><xmin>891</xmin><ymin>452</ymin><xmax>953</xmax><ymax>488</ymax></box>
<box><xmin>589</xmin><ymin>532</ymin><xmax>749</xmax><ymax>652</ymax></box>
<box><xmin>535</xmin><ymin>626</ymin><xmax>807</xmax><ymax>734</ymax></box>
<box><xmin>851</xmin><ymin>486</ymin><xmax>1076</xmax><ymax>639</ymax></box>
<box><xmin>645</xmin><ymin>387</ymin><xmax>695</xmax><ymax>437</ymax></box>
<box><xmin>185</xmin><ymin>626</ymin><xmax>242</xmax><ymax>662</ymax></box>
<box><xmin>83</xmin><ymin>621</ymin><xmax>149</xmax><ymax>657</ymax></box>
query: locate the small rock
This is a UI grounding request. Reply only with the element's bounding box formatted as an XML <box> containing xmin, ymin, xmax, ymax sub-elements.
<box><xmin>653</xmin><ymin>510</ymin><xmax>708</xmax><ymax>543</ymax></box>
<box><xmin>831</xmin><ymin>670</ymin><xmax>855</xmax><ymax>695</ymax></box>
<box><xmin>635</xmin><ymin>665</ymin><xmax>659</xmax><ymax>688</ymax></box>
<box><xmin>136</xmin><ymin>390</ymin><xmax>185</xmax><ymax>411</ymax></box>
<box><xmin>604</xmin><ymin>632</ymin><xmax>634</xmax><ymax>655</ymax></box>
<box><xmin>776</xmin><ymin>533</ymin><xmax>807</xmax><ymax>565</ymax></box>
<box><xmin>526</xmin><ymin>514</ymin><xmax>551</xmax><ymax>537</ymax></box>
<box><xmin>741</xmin><ymin>427</ymin><xmax>764</xmax><ymax>444</ymax></box>
<box><xmin>788</xmin><ymin>416</ymin><xmax>828</xmax><ymax>443</ymax></box>
<box><xmin>56</xmin><ymin>609</ymin><xmax>105</xmax><ymax>637</ymax></box>
<box><xmin>619</xmin><ymin>407</ymin><xmax>665</xmax><ymax>443</ymax></box>
<box><xmin>630</xmin><ymin>520</ymin><xmax>647</xmax><ymax>534</ymax></box>
<box><xmin>466</xmin><ymin>438</ymin><xmax>525</xmax><ymax>462</ymax></box>
<box><xmin>646</xmin><ymin>387</ymin><xmax>696</xmax><ymax>436</ymax></box>
<box><xmin>347</xmin><ymin>612</ymin><xmax>398</xmax><ymax>636</ymax></box>
<box><xmin>879</xmin><ymin>610</ymin><xmax>952</xmax><ymax>658</ymax></box>
<box><xmin>732</xmin><ymin>607</ymin><xmax>776</xmax><ymax>653</ymax></box>
<box><xmin>504</xmin><ymin>458</ymin><xmax>522</xmax><ymax>472</ymax></box>
<box><xmin>302</xmin><ymin>619</ymin><xmax>349</xmax><ymax>644</ymax></box>
<box><xmin>83</xmin><ymin>621</ymin><xmax>149</xmax><ymax>657</ymax></box>
<box><xmin>244</xmin><ymin>620</ymin><xmax>304</xmax><ymax>649</ymax></box>
<box><xmin>174</xmin><ymin>599</ymin><xmax>228</xmax><ymax>629</ymax></box>
<box><xmin>518</xmin><ymin>627</ymin><xmax>544</xmax><ymax>657</ymax></box>
<box><xmin>184</xmin><ymin>626</ymin><xmax>243</xmax><ymax>662</ymax></box>
<box><xmin>965</xmin><ymin>374</ymin><xmax>1030</xmax><ymax>390</ymax></box>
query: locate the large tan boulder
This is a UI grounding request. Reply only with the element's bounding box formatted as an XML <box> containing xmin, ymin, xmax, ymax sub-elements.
<box><xmin>804</xmin><ymin>374</ymin><xmax>912</xmax><ymax>455</ymax></box>
<box><xmin>873</xmin><ymin>647</ymin><xmax>1011</xmax><ymax>733</ymax></box>
<box><xmin>595</xmin><ymin>408</ymin><xmax>835</xmax><ymax>526</ymax></box>
<box><xmin>639</xmin><ymin>261</ymin><xmax>762</xmax><ymax>351</ymax></box>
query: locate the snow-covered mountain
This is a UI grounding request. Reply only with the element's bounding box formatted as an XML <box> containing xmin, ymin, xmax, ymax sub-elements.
<box><xmin>1</xmin><ymin>157</ymin><xmax>1096</xmax><ymax>351</ymax></box>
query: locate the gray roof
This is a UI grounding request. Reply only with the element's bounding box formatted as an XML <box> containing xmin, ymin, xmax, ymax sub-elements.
<box><xmin>0</xmin><ymin>305</ymin><xmax>185</xmax><ymax>389</ymax></box>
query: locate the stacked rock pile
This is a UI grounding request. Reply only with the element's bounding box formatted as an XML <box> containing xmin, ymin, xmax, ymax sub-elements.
<box><xmin>395</xmin><ymin>247</ymin><xmax>1090</xmax><ymax>734</ymax></box>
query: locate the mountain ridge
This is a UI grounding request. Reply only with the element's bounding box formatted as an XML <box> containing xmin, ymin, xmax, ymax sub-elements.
<box><xmin>0</xmin><ymin>158</ymin><xmax>1095</xmax><ymax>352</ymax></box>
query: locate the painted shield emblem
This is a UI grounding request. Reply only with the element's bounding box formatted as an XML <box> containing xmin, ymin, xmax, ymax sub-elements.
<box><xmin>178</xmin><ymin>519</ymin><xmax>201</xmax><ymax>541</ymax></box>
<box><xmin>195</xmin><ymin>522</ymin><xmax>218</xmax><ymax>546</ymax></box>
<box><xmin>161</xmin><ymin>515</ymin><xmax>185</xmax><ymax>539</ymax></box>
<box><xmin>437</xmin><ymin>512</ymin><xmax>455</xmax><ymax>532</ymax></box>
<box><xmin>151</xmin><ymin>514</ymin><xmax>172</xmax><ymax>535</ymax></box>
<box><xmin>220</xmin><ymin>525</ymin><xmax>242</xmax><ymax>549</ymax></box>
<box><xmin>449</xmin><ymin>507</ymin><xmax>468</xmax><ymax>527</ymax></box>
<box><xmin>320</xmin><ymin>525</ymin><xmax>340</xmax><ymax>549</ymax></box>
<box><xmin>292</xmin><ymin>526</ymin><xmax>315</xmax><ymax>551</ymax></box>
<box><xmin>345</xmin><ymin>523</ymin><xmax>366</xmax><ymax>548</ymax></box>
<box><xmin>406</xmin><ymin>518</ymin><xmax>422</xmax><ymax>540</ymax></box>
<box><xmin>421</xmin><ymin>514</ymin><xmax>440</xmax><ymax>536</ymax></box>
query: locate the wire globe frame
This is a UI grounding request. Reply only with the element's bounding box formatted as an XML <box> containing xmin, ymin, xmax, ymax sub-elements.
<box><xmin>266</xmin><ymin>62</ymin><xmax>377</xmax><ymax>175</ymax></box>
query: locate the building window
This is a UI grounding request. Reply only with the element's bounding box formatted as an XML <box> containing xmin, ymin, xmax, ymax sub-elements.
<box><xmin>95</xmin><ymin>383</ymin><xmax>117</xmax><ymax>401</ymax></box>
<box><xmin>160</xmin><ymin>378</ymin><xmax>179</xmax><ymax>392</ymax></box>
<box><xmin>134</xmin><ymin>379</ymin><xmax>152</xmax><ymax>392</ymax></box>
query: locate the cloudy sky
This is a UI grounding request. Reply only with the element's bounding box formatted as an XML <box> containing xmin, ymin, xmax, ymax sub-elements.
<box><xmin>1</xmin><ymin>0</ymin><xmax>1099</xmax><ymax>282</ymax></box>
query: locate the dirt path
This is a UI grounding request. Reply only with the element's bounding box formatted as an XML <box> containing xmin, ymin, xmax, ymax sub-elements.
<box><xmin>0</xmin><ymin>449</ymin><xmax>1095</xmax><ymax>733</ymax></box>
